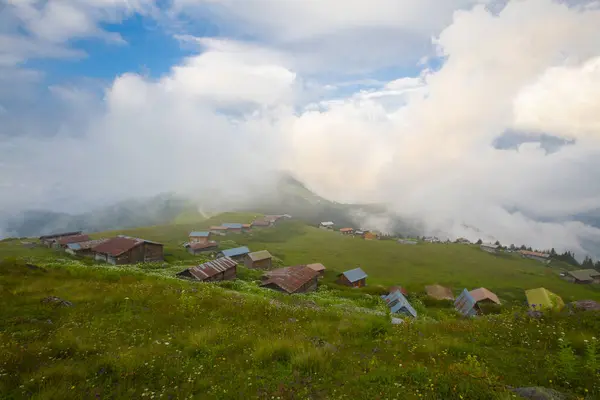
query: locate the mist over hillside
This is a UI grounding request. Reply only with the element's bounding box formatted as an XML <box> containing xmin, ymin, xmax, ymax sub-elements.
<box><xmin>2</xmin><ymin>174</ymin><xmax>600</xmax><ymax>260</ymax></box>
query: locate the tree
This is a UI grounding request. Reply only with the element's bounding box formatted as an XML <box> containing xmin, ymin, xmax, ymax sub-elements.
<box><xmin>476</xmin><ymin>239</ymin><xmax>483</xmax><ymax>245</ymax></box>
<box><xmin>550</xmin><ymin>248</ymin><xmax>557</xmax><ymax>257</ymax></box>
<box><xmin>582</xmin><ymin>256</ymin><xmax>594</xmax><ymax>269</ymax></box>
<box><xmin>494</xmin><ymin>240</ymin><xmax>501</xmax><ymax>246</ymax></box>
<box><xmin>510</xmin><ymin>244</ymin><xmax>516</xmax><ymax>250</ymax></box>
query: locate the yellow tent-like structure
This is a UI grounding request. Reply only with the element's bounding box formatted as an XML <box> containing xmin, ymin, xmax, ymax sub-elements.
<box><xmin>525</xmin><ymin>288</ymin><xmax>564</xmax><ymax>311</ymax></box>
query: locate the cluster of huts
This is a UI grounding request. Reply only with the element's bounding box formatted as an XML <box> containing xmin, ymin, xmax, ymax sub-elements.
<box><xmin>176</xmin><ymin>245</ymin><xmax>326</xmax><ymax>294</ymax></box>
<box><xmin>39</xmin><ymin>231</ymin><xmax>164</xmax><ymax>265</ymax></box>
<box><xmin>479</xmin><ymin>244</ymin><xmax>600</xmax><ymax>285</ymax></box>
<box><xmin>319</xmin><ymin>222</ymin><xmax>381</xmax><ymax>240</ymax></box>
<box><xmin>177</xmin><ymin>243</ymin><xmax>374</xmax><ymax>296</ymax></box>
<box><xmin>184</xmin><ymin>215</ymin><xmax>290</xmax><ymax>255</ymax></box>
<box><xmin>380</xmin><ymin>283</ymin><xmax>586</xmax><ymax>320</ymax></box>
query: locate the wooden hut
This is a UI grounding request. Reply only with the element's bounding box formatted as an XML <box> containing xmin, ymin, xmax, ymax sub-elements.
<box><xmin>244</xmin><ymin>250</ymin><xmax>273</xmax><ymax>269</ymax></box>
<box><xmin>337</xmin><ymin>267</ymin><xmax>367</xmax><ymax>288</ymax></box>
<box><xmin>177</xmin><ymin>257</ymin><xmax>237</xmax><ymax>282</ymax></box>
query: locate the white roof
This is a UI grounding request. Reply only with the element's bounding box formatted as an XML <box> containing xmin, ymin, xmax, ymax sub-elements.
<box><xmin>320</xmin><ymin>221</ymin><xmax>334</xmax><ymax>226</ymax></box>
<box><xmin>481</xmin><ymin>243</ymin><xmax>499</xmax><ymax>249</ymax></box>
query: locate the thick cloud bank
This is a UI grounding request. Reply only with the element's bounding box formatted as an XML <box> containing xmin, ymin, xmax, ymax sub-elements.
<box><xmin>2</xmin><ymin>0</ymin><xmax>600</xmax><ymax>258</ymax></box>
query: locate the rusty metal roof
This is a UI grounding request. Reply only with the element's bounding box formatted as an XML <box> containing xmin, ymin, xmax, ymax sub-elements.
<box><xmin>56</xmin><ymin>234</ymin><xmax>91</xmax><ymax>245</ymax></box>
<box><xmin>518</xmin><ymin>250</ymin><xmax>550</xmax><ymax>258</ymax></box>
<box><xmin>389</xmin><ymin>286</ymin><xmax>408</xmax><ymax>296</ymax></box>
<box><xmin>248</xmin><ymin>250</ymin><xmax>272</xmax><ymax>262</ymax></box>
<box><xmin>252</xmin><ymin>219</ymin><xmax>271</xmax><ymax>226</ymax></box>
<box><xmin>116</xmin><ymin>235</ymin><xmax>163</xmax><ymax>246</ymax></box>
<box><xmin>180</xmin><ymin>257</ymin><xmax>237</xmax><ymax>280</ymax></box>
<box><xmin>67</xmin><ymin>239</ymin><xmax>108</xmax><ymax>250</ymax></box>
<box><xmin>39</xmin><ymin>231</ymin><xmax>83</xmax><ymax>240</ymax></box>
<box><xmin>210</xmin><ymin>226</ymin><xmax>228</xmax><ymax>230</ymax></box>
<box><xmin>261</xmin><ymin>265</ymin><xmax>319</xmax><ymax>294</ymax></box>
<box><xmin>186</xmin><ymin>241</ymin><xmax>218</xmax><ymax>250</ymax></box>
<box><xmin>339</xmin><ymin>228</ymin><xmax>354</xmax><ymax>232</ymax></box>
<box><xmin>92</xmin><ymin>237</ymin><xmax>143</xmax><ymax>256</ymax></box>
<box><xmin>469</xmin><ymin>287</ymin><xmax>501</xmax><ymax>305</ymax></box>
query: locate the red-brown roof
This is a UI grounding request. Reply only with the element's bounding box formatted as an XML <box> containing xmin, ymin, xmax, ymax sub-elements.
<box><xmin>186</xmin><ymin>241</ymin><xmax>218</xmax><ymax>250</ymax></box>
<box><xmin>210</xmin><ymin>226</ymin><xmax>228</xmax><ymax>230</ymax></box>
<box><xmin>180</xmin><ymin>257</ymin><xmax>237</xmax><ymax>280</ymax></box>
<box><xmin>252</xmin><ymin>219</ymin><xmax>271</xmax><ymax>226</ymax></box>
<box><xmin>261</xmin><ymin>265</ymin><xmax>319</xmax><ymax>294</ymax></box>
<box><xmin>92</xmin><ymin>237</ymin><xmax>142</xmax><ymax>257</ymax></box>
<box><xmin>389</xmin><ymin>286</ymin><xmax>408</xmax><ymax>296</ymax></box>
<box><xmin>339</xmin><ymin>228</ymin><xmax>354</xmax><ymax>232</ymax></box>
<box><xmin>469</xmin><ymin>287</ymin><xmax>501</xmax><ymax>305</ymax></box>
<box><xmin>57</xmin><ymin>234</ymin><xmax>91</xmax><ymax>245</ymax></box>
<box><xmin>518</xmin><ymin>250</ymin><xmax>550</xmax><ymax>258</ymax></box>
<box><xmin>242</xmin><ymin>224</ymin><xmax>252</xmax><ymax>228</ymax></box>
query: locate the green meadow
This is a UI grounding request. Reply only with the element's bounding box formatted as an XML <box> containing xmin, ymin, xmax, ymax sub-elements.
<box><xmin>1</xmin><ymin>213</ymin><xmax>600</xmax><ymax>399</ymax></box>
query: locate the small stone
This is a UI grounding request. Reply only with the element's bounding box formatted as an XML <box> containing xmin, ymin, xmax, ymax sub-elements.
<box><xmin>511</xmin><ymin>387</ymin><xmax>568</xmax><ymax>400</ymax></box>
<box><xmin>41</xmin><ymin>296</ymin><xmax>73</xmax><ymax>307</ymax></box>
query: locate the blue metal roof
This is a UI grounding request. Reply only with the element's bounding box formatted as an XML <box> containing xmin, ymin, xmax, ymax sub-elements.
<box><xmin>222</xmin><ymin>223</ymin><xmax>243</xmax><ymax>229</ymax></box>
<box><xmin>454</xmin><ymin>289</ymin><xmax>477</xmax><ymax>317</ymax></box>
<box><xmin>189</xmin><ymin>231</ymin><xmax>210</xmax><ymax>237</ymax></box>
<box><xmin>67</xmin><ymin>243</ymin><xmax>81</xmax><ymax>250</ymax></box>
<box><xmin>221</xmin><ymin>246</ymin><xmax>250</xmax><ymax>257</ymax></box>
<box><xmin>342</xmin><ymin>267</ymin><xmax>368</xmax><ymax>282</ymax></box>
<box><xmin>382</xmin><ymin>290</ymin><xmax>417</xmax><ymax>318</ymax></box>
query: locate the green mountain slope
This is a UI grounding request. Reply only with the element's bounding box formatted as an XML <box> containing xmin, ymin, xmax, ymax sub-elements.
<box><xmin>1</xmin><ymin>215</ymin><xmax>599</xmax><ymax>399</ymax></box>
<box><xmin>81</xmin><ymin>216</ymin><xmax>600</xmax><ymax>303</ymax></box>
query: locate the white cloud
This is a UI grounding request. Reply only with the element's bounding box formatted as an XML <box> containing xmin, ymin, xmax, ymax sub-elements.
<box><xmin>171</xmin><ymin>0</ymin><xmax>486</xmax><ymax>73</ymax></box>
<box><xmin>3</xmin><ymin>0</ymin><xmax>600</xmax><ymax>260</ymax></box>
<box><xmin>513</xmin><ymin>56</ymin><xmax>600</xmax><ymax>138</ymax></box>
<box><xmin>0</xmin><ymin>40</ymin><xmax>294</xmax><ymax>214</ymax></box>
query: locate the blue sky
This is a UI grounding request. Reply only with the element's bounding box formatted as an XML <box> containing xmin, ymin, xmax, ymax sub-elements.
<box><xmin>25</xmin><ymin>14</ymin><xmax>188</xmax><ymax>82</ymax></box>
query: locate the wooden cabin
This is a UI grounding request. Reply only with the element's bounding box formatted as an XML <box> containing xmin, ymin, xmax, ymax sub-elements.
<box><xmin>337</xmin><ymin>267</ymin><xmax>368</xmax><ymax>288</ymax></box>
<box><xmin>177</xmin><ymin>257</ymin><xmax>237</xmax><ymax>282</ymax></box>
<box><xmin>244</xmin><ymin>250</ymin><xmax>273</xmax><ymax>269</ymax></box>
<box><xmin>260</xmin><ymin>265</ymin><xmax>319</xmax><ymax>294</ymax></box>
<box><xmin>92</xmin><ymin>236</ymin><xmax>163</xmax><ymax>265</ymax></box>
<box><xmin>188</xmin><ymin>231</ymin><xmax>211</xmax><ymax>245</ymax></box>
<box><xmin>185</xmin><ymin>241</ymin><xmax>218</xmax><ymax>255</ymax></box>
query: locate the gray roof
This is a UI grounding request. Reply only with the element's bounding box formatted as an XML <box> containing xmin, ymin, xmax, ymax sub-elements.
<box><xmin>222</xmin><ymin>223</ymin><xmax>243</xmax><ymax>229</ymax></box>
<box><xmin>341</xmin><ymin>267</ymin><xmax>368</xmax><ymax>282</ymax></box>
<box><xmin>221</xmin><ymin>246</ymin><xmax>250</xmax><ymax>257</ymax></box>
<box><xmin>247</xmin><ymin>250</ymin><xmax>272</xmax><ymax>262</ymax></box>
<box><xmin>189</xmin><ymin>231</ymin><xmax>210</xmax><ymax>237</ymax></box>
<box><xmin>567</xmin><ymin>269</ymin><xmax>600</xmax><ymax>282</ymax></box>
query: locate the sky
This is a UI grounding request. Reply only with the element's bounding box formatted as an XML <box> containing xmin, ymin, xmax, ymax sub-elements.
<box><xmin>2</xmin><ymin>0</ymin><xmax>600</xmax><ymax>257</ymax></box>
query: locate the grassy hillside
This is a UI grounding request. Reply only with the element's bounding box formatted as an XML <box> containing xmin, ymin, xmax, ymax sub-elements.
<box><xmin>76</xmin><ymin>214</ymin><xmax>600</xmax><ymax>303</ymax></box>
<box><xmin>2</xmin><ymin>214</ymin><xmax>600</xmax><ymax>399</ymax></box>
